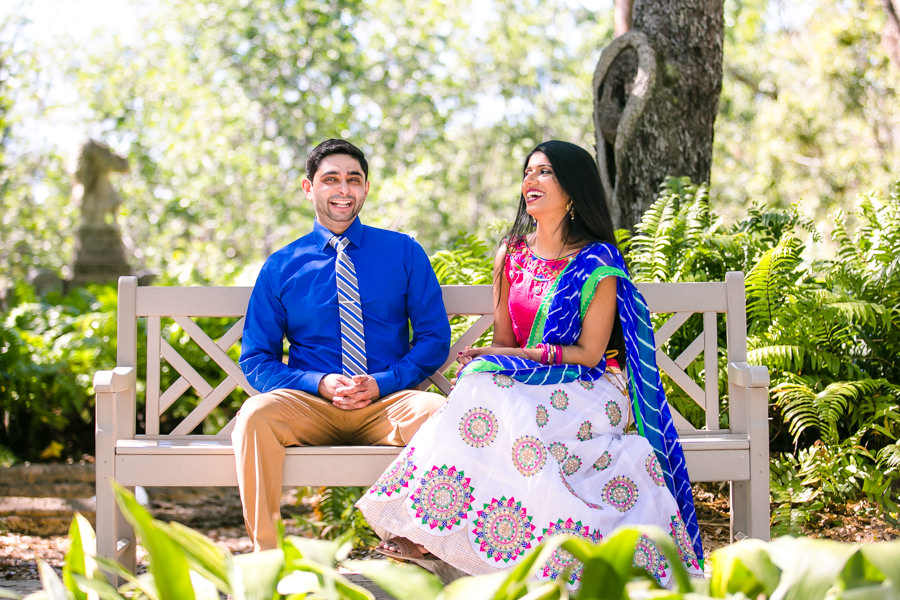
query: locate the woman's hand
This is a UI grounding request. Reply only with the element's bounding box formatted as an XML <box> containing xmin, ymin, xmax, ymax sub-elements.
<box><xmin>456</xmin><ymin>345</ymin><xmax>538</xmax><ymax>366</ymax></box>
<box><xmin>456</xmin><ymin>345</ymin><xmax>494</xmax><ymax>366</ymax></box>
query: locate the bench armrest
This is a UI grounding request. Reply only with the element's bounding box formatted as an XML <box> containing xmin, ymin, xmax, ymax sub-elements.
<box><xmin>93</xmin><ymin>367</ymin><xmax>136</xmax><ymax>394</ymax></box>
<box><xmin>728</xmin><ymin>362</ymin><xmax>770</xmax><ymax>388</ymax></box>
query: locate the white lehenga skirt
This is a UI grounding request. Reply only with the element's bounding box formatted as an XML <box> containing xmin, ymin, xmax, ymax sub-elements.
<box><xmin>356</xmin><ymin>369</ymin><xmax>703</xmax><ymax>586</ymax></box>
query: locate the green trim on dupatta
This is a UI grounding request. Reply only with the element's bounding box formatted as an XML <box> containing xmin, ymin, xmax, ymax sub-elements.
<box><xmin>579</xmin><ymin>266</ymin><xmax>627</xmax><ymax>320</ymax></box>
<box><xmin>525</xmin><ymin>259</ymin><xmax>578</xmax><ymax>348</ymax></box>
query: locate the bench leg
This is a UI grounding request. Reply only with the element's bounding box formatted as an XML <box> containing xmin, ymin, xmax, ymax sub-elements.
<box><xmin>730</xmin><ymin>478</ymin><xmax>770</xmax><ymax>541</ymax></box>
<box><xmin>96</xmin><ymin>476</ymin><xmax>137</xmax><ymax>583</ymax></box>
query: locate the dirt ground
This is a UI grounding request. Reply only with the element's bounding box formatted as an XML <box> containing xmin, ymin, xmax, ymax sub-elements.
<box><xmin>2</xmin><ymin>484</ymin><xmax>898</xmax><ymax>591</ymax></box>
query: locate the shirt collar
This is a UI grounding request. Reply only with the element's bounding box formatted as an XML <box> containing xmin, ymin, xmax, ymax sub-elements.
<box><xmin>313</xmin><ymin>217</ymin><xmax>363</xmax><ymax>251</ymax></box>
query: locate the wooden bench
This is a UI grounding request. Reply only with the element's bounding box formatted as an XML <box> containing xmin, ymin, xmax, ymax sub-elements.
<box><xmin>94</xmin><ymin>272</ymin><xmax>770</xmax><ymax>571</ymax></box>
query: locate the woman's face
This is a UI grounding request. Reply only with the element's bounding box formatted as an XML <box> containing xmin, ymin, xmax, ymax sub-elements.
<box><xmin>522</xmin><ymin>151</ymin><xmax>568</xmax><ymax>222</ymax></box>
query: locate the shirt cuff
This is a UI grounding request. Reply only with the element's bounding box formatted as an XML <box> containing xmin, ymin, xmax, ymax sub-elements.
<box><xmin>371</xmin><ymin>371</ymin><xmax>401</xmax><ymax>397</ymax></box>
<box><xmin>298</xmin><ymin>371</ymin><xmax>327</xmax><ymax>396</ymax></box>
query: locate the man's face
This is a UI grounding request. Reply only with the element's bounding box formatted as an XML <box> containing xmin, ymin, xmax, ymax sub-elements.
<box><xmin>302</xmin><ymin>154</ymin><xmax>369</xmax><ymax>234</ymax></box>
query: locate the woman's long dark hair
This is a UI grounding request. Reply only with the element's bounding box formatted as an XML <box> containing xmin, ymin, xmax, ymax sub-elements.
<box><xmin>504</xmin><ymin>140</ymin><xmax>619</xmax><ymax>250</ymax></box>
<box><xmin>501</xmin><ymin>140</ymin><xmax>626</xmax><ymax>360</ymax></box>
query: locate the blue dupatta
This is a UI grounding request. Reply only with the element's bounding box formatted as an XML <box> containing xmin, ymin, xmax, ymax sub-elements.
<box><xmin>459</xmin><ymin>242</ymin><xmax>704</xmax><ymax>562</ymax></box>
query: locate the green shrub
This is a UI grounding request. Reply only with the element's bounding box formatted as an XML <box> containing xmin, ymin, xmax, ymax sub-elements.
<box><xmin>0</xmin><ymin>282</ymin><xmax>117</xmax><ymax>462</ymax></box>
<box><xmin>11</xmin><ymin>484</ymin><xmax>900</xmax><ymax>600</ymax></box>
<box><xmin>627</xmin><ymin>177</ymin><xmax>900</xmax><ymax>531</ymax></box>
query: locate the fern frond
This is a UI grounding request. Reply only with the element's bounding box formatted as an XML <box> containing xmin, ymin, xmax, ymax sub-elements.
<box><xmin>748</xmin><ymin>344</ymin><xmax>803</xmax><ymax>373</ymax></box>
<box><xmin>745</xmin><ymin>234</ymin><xmax>802</xmax><ymax>326</ymax></box>
<box><xmin>773</xmin><ymin>381</ymin><xmax>819</xmax><ymax>443</ymax></box>
<box><xmin>877</xmin><ymin>442</ymin><xmax>900</xmax><ymax>470</ymax></box>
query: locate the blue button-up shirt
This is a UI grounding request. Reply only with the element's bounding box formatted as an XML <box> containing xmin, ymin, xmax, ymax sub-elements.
<box><xmin>240</xmin><ymin>218</ymin><xmax>451</xmax><ymax>396</ymax></box>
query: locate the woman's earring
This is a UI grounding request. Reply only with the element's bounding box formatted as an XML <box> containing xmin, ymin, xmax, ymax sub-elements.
<box><xmin>566</xmin><ymin>200</ymin><xmax>575</xmax><ymax>221</ymax></box>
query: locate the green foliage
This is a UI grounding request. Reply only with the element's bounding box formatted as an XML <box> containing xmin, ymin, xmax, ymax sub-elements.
<box><xmin>627</xmin><ymin>177</ymin><xmax>900</xmax><ymax>531</ymax></box>
<box><xmin>716</xmin><ymin>0</ymin><xmax>900</xmax><ymax>221</ymax></box>
<box><xmin>1</xmin><ymin>0</ymin><xmax>613</xmax><ymax>286</ymax></box>
<box><xmin>430</xmin><ymin>233</ymin><xmax>495</xmax><ymax>286</ymax></box>
<box><xmin>292</xmin><ymin>486</ymin><xmax>379</xmax><ymax>552</ymax></box>
<box><xmin>14</xmin><ymin>487</ymin><xmax>900</xmax><ymax>599</ymax></box>
<box><xmin>0</xmin><ymin>282</ymin><xmax>117</xmax><ymax>462</ymax></box>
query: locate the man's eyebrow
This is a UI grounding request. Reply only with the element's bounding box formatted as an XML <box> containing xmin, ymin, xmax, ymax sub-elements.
<box><xmin>320</xmin><ymin>169</ymin><xmax>364</xmax><ymax>177</ymax></box>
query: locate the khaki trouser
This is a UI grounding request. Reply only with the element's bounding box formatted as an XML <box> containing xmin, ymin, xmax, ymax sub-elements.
<box><xmin>231</xmin><ymin>388</ymin><xmax>445</xmax><ymax>550</ymax></box>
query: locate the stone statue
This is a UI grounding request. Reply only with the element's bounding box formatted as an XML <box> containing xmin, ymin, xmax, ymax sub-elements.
<box><xmin>73</xmin><ymin>139</ymin><xmax>129</xmax><ymax>227</ymax></box>
<box><xmin>70</xmin><ymin>139</ymin><xmax>133</xmax><ymax>286</ymax></box>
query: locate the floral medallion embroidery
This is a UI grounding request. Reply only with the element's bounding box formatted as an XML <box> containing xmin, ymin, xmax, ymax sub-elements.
<box><xmin>512</xmin><ymin>435</ymin><xmax>547</xmax><ymax>477</ymax></box>
<box><xmin>550</xmin><ymin>389</ymin><xmax>569</xmax><ymax>410</ymax></box>
<box><xmin>459</xmin><ymin>407</ymin><xmax>499</xmax><ymax>448</ymax></box>
<box><xmin>472</xmin><ymin>496</ymin><xmax>536</xmax><ymax>563</ymax></box>
<box><xmin>577</xmin><ymin>379</ymin><xmax>595</xmax><ymax>390</ymax></box>
<box><xmin>538</xmin><ymin>518</ymin><xmax>602</xmax><ymax>584</ymax></box>
<box><xmin>409</xmin><ymin>465</ymin><xmax>474</xmax><ymax>532</ymax></box>
<box><xmin>593</xmin><ymin>451</ymin><xmax>612</xmax><ymax>472</ymax></box>
<box><xmin>559</xmin><ymin>470</ymin><xmax>603</xmax><ymax>509</ymax></box>
<box><xmin>576</xmin><ymin>421</ymin><xmax>593</xmax><ymax>441</ymax></box>
<box><xmin>605</xmin><ymin>399</ymin><xmax>622</xmax><ymax>427</ymax></box>
<box><xmin>645</xmin><ymin>453</ymin><xmax>666</xmax><ymax>487</ymax></box>
<box><xmin>536</xmin><ymin>404</ymin><xmax>549</xmax><ymax>428</ymax></box>
<box><xmin>548</xmin><ymin>442</ymin><xmax>568</xmax><ymax>463</ymax></box>
<box><xmin>669</xmin><ymin>513</ymin><xmax>700</xmax><ymax>570</ymax></box>
<box><xmin>492</xmin><ymin>373</ymin><xmax>515</xmax><ymax>388</ymax></box>
<box><xmin>633</xmin><ymin>534</ymin><xmax>669</xmax><ymax>582</ymax></box>
<box><xmin>602</xmin><ymin>475</ymin><xmax>639</xmax><ymax>512</ymax></box>
<box><xmin>562</xmin><ymin>455</ymin><xmax>582</xmax><ymax>476</ymax></box>
<box><xmin>369</xmin><ymin>445</ymin><xmax>416</xmax><ymax>497</ymax></box>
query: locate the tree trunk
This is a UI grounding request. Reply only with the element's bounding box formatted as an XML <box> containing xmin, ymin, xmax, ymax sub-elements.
<box><xmin>593</xmin><ymin>0</ymin><xmax>723</xmax><ymax>230</ymax></box>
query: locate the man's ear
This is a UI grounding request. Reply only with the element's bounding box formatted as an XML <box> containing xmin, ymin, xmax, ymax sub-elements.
<box><xmin>301</xmin><ymin>177</ymin><xmax>312</xmax><ymax>197</ymax></box>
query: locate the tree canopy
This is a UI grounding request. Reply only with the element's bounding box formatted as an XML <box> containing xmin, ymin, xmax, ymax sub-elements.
<box><xmin>1</xmin><ymin>0</ymin><xmax>898</xmax><ymax>288</ymax></box>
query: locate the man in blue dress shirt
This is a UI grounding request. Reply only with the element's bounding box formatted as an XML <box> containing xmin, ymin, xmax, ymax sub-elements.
<box><xmin>234</xmin><ymin>139</ymin><xmax>451</xmax><ymax>550</ymax></box>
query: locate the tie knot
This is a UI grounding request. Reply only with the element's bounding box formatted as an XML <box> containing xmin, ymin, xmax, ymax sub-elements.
<box><xmin>329</xmin><ymin>235</ymin><xmax>350</xmax><ymax>253</ymax></box>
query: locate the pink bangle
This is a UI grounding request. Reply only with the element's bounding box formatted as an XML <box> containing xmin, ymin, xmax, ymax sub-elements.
<box><xmin>537</xmin><ymin>343</ymin><xmax>549</xmax><ymax>365</ymax></box>
<box><xmin>556</xmin><ymin>345</ymin><xmax>563</xmax><ymax>365</ymax></box>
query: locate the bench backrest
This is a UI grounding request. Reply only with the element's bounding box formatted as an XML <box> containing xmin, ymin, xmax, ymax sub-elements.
<box><xmin>114</xmin><ymin>272</ymin><xmax>748</xmax><ymax>439</ymax></box>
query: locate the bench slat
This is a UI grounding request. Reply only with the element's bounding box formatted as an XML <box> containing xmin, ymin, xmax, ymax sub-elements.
<box><xmin>113</xmin><ymin>438</ymin><xmax>750</xmax><ymax>487</ymax></box>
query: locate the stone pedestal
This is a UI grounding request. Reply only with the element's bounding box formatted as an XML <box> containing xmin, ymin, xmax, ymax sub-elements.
<box><xmin>71</xmin><ymin>224</ymin><xmax>132</xmax><ymax>286</ymax></box>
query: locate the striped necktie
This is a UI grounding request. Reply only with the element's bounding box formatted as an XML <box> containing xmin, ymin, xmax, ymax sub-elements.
<box><xmin>328</xmin><ymin>235</ymin><xmax>367</xmax><ymax>376</ymax></box>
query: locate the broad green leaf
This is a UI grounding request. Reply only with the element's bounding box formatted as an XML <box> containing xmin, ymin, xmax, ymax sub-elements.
<box><xmin>576</xmin><ymin>555</ymin><xmax>625</xmax><ymax>599</ymax></box>
<box><xmin>38</xmin><ymin>559</ymin><xmax>69</xmax><ymax>600</ymax></box>
<box><xmin>159</xmin><ymin>521</ymin><xmax>230</xmax><ymax>593</ymax></box>
<box><xmin>344</xmin><ymin>558</ymin><xmax>443</xmax><ymax>600</ymax></box>
<box><xmin>766</xmin><ymin>537</ymin><xmax>856</xmax><ymax>600</ymax></box>
<box><xmin>838</xmin><ymin>541</ymin><xmax>900</xmax><ymax>594</ymax></box>
<box><xmin>228</xmin><ymin>549</ymin><xmax>284</xmax><ymax>600</ymax></box>
<box><xmin>435</xmin><ymin>571</ymin><xmax>507</xmax><ymax>600</ymax></box>
<box><xmin>93</xmin><ymin>555</ymin><xmax>152</xmax><ymax>594</ymax></box>
<box><xmin>71</xmin><ymin>574</ymin><xmax>128</xmax><ymax>600</ymax></box>
<box><xmin>63</xmin><ymin>513</ymin><xmax>107</xmax><ymax>600</ymax></box>
<box><xmin>283</xmin><ymin>534</ymin><xmax>342</xmax><ymax>566</ymax></box>
<box><xmin>708</xmin><ymin>538</ymin><xmax>780</xmax><ymax>598</ymax></box>
<box><xmin>112</xmin><ymin>482</ymin><xmax>195</xmax><ymax>600</ymax></box>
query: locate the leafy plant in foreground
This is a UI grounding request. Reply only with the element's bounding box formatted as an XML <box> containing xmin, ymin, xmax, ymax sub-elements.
<box><xmin>7</xmin><ymin>484</ymin><xmax>900</xmax><ymax>599</ymax></box>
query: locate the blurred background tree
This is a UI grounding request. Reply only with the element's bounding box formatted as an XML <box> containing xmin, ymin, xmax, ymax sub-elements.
<box><xmin>1</xmin><ymin>0</ymin><xmax>897</xmax><ymax>286</ymax></box>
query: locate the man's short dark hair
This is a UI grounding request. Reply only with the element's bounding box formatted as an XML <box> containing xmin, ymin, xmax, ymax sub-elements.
<box><xmin>305</xmin><ymin>139</ymin><xmax>368</xmax><ymax>182</ymax></box>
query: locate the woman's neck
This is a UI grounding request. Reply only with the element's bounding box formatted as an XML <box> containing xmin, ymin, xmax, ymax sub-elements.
<box><xmin>529</xmin><ymin>221</ymin><xmax>573</xmax><ymax>260</ymax></box>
